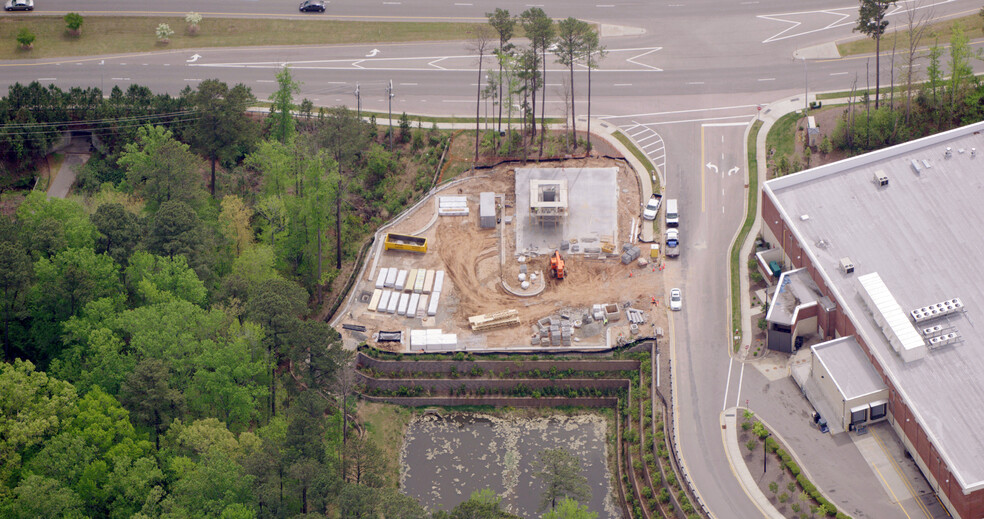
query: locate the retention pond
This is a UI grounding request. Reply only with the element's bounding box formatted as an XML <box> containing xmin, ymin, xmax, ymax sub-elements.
<box><xmin>400</xmin><ymin>413</ymin><xmax>620</xmax><ymax>518</ymax></box>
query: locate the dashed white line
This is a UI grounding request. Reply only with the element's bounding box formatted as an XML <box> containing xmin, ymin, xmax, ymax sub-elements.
<box><xmin>382</xmin><ymin>1</ymin><xmax>400</xmax><ymax>4</ymax></box>
<box><xmin>740</xmin><ymin>1</ymin><xmax>759</xmax><ymax>4</ymax></box>
<box><xmin>829</xmin><ymin>72</ymin><xmax>849</xmax><ymax>76</ymax></box>
<box><xmin>111</xmin><ymin>77</ymin><xmax>130</xmax><ymax>81</ymax></box>
<box><xmin>596</xmin><ymin>4</ymin><xmax>615</xmax><ymax>7</ymax></box>
<box><xmin>687</xmin><ymin>81</ymin><xmax>704</xmax><ymax>85</ymax></box>
<box><xmin>525</xmin><ymin>3</ymin><xmax>544</xmax><ymax>6</ymax></box>
<box><xmin>613</xmin><ymin>83</ymin><xmax>632</xmax><ymax>86</ymax></box>
<box><xmin>257</xmin><ymin>79</ymin><xmax>275</xmax><ymax>83</ymax></box>
<box><xmin>37</xmin><ymin>77</ymin><xmax>56</xmax><ymax>81</ymax></box>
<box><xmin>184</xmin><ymin>78</ymin><xmax>202</xmax><ymax>81</ymax></box>
<box><xmin>454</xmin><ymin>2</ymin><xmax>472</xmax><ymax>5</ymax></box>
<box><xmin>400</xmin><ymin>82</ymin><xmax>418</xmax><ymax>86</ymax></box>
<box><xmin>758</xmin><ymin>77</ymin><xmax>776</xmax><ymax>81</ymax></box>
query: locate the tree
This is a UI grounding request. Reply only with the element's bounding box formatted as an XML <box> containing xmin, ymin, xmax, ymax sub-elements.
<box><xmin>555</xmin><ymin>18</ymin><xmax>591</xmax><ymax>148</ymax></box>
<box><xmin>533</xmin><ymin>447</ymin><xmax>590</xmax><ymax>512</ymax></box>
<box><xmin>0</xmin><ymin>241</ymin><xmax>32</xmax><ymax>360</ymax></box>
<box><xmin>521</xmin><ymin>7</ymin><xmax>554</xmax><ymax>152</ymax></box>
<box><xmin>332</xmin><ymin>351</ymin><xmax>357</xmax><ymax>449</ymax></box>
<box><xmin>16</xmin><ymin>28</ymin><xmax>35</xmax><ymax>50</ymax></box>
<box><xmin>342</xmin><ymin>434</ymin><xmax>385</xmax><ymax>486</ymax></box>
<box><xmin>146</xmin><ymin>200</ymin><xmax>206</xmax><ymax>274</ymax></box>
<box><xmin>218</xmin><ymin>195</ymin><xmax>254</xmax><ymax>257</ymax></box>
<box><xmin>469</xmin><ymin>25</ymin><xmax>496</xmax><ymax>163</ymax></box>
<box><xmin>186</xmin><ymin>332</ymin><xmax>265</xmax><ymax>430</ymax></box>
<box><xmin>944</xmin><ymin>24</ymin><xmax>978</xmax><ymax>125</ymax></box>
<box><xmin>8</xmin><ymin>475</ymin><xmax>85</xmax><ymax>518</ymax></box>
<box><xmin>64</xmin><ymin>12</ymin><xmax>84</xmax><ymax>36</ymax></box>
<box><xmin>901</xmin><ymin>0</ymin><xmax>929</xmax><ymax>124</ymax></box>
<box><xmin>582</xmin><ymin>26</ymin><xmax>605</xmax><ymax>152</ymax></box>
<box><xmin>125</xmin><ymin>251</ymin><xmax>207</xmax><ymax>306</ymax></box>
<box><xmin>854</xmin><ymin>0</ymin><xmax>896</xmax><ymax>109</ymax></box>
<box><xmin>118</xmin><ymin>124</ymin><xmax>204</xmax><ymax>209</ymax></box>
<box><xmin>120</xmin><ymin>358</ymin><xmax>183</xmax><ymax>450</ymax></box>
<box><xmin>245</xmin><ymin>278</ymin><xmax>307</xmax><ymax>418</ymax></box>
<box><xmin>156</xmin><ymin>23</ymin><xmax>174</xmax><ymax>43</ymax></box>
<box><xmin>746</xmin><ymin>439</ymin><xmax>758</xmax><ymax>452</ymax></box>
<box><xmin>185</xmin><ymin>12</ymin><xmax>203</xmax><ymax>35</ymax></box>
<box><xmin>442</xmin><ymin>488</ymin><xmax>518</xmax><ymax>519</ymax></box>
<box><xmin>183</xmin><ymin>80</ymin><xmax>257</xmax><ymax>197</ymax></box>
<box><xmin>541</xmin><ymin>498</ymin><xmax>597</xmax><ymax>519</ymax></box>
<box><xmin>91</xmin><ymin>202</ymin><xmax>141</xmax><ymax>266</ymax></box>
<box><xmin>16</xmin><ymin>190</ymin><xmax>96</xmax><ymax>254</ymax></box>
<box><xmin>314</xmin><ymin>107</ymin><xmax>362</xmax><ymax>271</ymax></box>
<box><xmin>269</xmin><ymin>67</ymin><xmax>300</xmax><ymax>144</ymax></box>
<box><xmin>486</xmin><ymin>8</ymin><xmax>515</xmax><ymax>132</ymax></box>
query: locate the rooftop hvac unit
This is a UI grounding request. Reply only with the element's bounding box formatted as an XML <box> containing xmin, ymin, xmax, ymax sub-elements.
<box><xmin>910</xmin><ymin>159</ymin><xmax>922</xmax><ymax>174</ymax></box>
<box><xmin>874</xmin><ymin>171</ymin><xmax>889</xmax><ymax>187</ymax></box>
<box><xmin>922</xmin><ymin>159</ymin><xmax>932</xmax><ymax>169</ymax></box>
<box><xmin>840</xmin><ymin>257</ymin><xmax>855</xmax><ymax>274</ymax></box>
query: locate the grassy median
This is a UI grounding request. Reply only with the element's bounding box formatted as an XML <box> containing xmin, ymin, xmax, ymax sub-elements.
<box><xmin>836</xmin><ymin>13</ymin><xmax>983</xmax><ymax>56</ymax></box>
<box><xmin>0</xmin><ymin>16</ymin><xmax>485</xmax><ymax>59</ymax></box>
<box><xmin>731</xmin><ymin>119</ymin><xmax>762</xmax><ymax>352</ymax></box>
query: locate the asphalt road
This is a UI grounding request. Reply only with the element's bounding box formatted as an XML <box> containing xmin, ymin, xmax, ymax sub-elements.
<box><xmin>4</xmin><ymin>0</ymin><xmax>982</xmax><ymax>517</ymax></box>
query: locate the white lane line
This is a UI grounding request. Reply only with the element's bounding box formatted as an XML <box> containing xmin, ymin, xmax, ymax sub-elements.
<box><xmin>400</xmin><ymin>82</ymin><xmax>418</xmax><ymax>86</ymax></box>
<box><xmin>722</xmin><ymin>205</ymin><xmax>725</xmax><ymax>214</ymax></box>
<box><xmin>37</xmin><ymin>77</ymin><xmax>56</xmax><ymax>81</ymax></box>
<box><xmin>723</xmin><ymin>356</ymin><xmax>734</xmax><ymax>411</ymax></box>
<box><xmin>184</xmin><ymin>78</ymin><xmax>202</xmax><ymax>81</ymax></box>
<box><xmin>111</xmin><ymin>77</ymin><xmax>130</xmax><ymax>80</ymax></box>
<box><xmin>653</xmin><ymin>115</ymin><xmax>754</xmax><ymax>125</ymax></box>
<box><xmin>668</xmin><ymin>3</ymin><xmax>684</xmax><ymax>6</ymax></box>
<box><xmin>687</xmin><ymin>81</ymin><xmax>704</xmax><ymax>85</ymax></box>
<box><xmin>829</xmin><ymin>71</ymin><xmax>849</xmax><ymax>76</ymax></box>
<box><xmin>383</xmin><ymin>1</ymin><xmax>401</xmax><ymax>4</ymax></box>
<box><xmin>635</xmin><ymin>133</ymin><xmax>657</xmax><ymax>144</ymax></box>
<box><xmin>602</xmin><ymin>103</ymin><xmax>761</xmax><ymax>119</ymax></box>
<box><xmin>735</xmin><ymin>362</ymin><xmax>745</xmax><ymax>408</ymax></box>
<box><xmin>525</xmin><ymin>4</ymin><xmax>545</xmax><ymax>6</ymax></box>
<box><xmin>596</xmin><ymin>4</ymin><xmax>615</xmax><ymax>7</ymax></box>
<box><xmin>740</xmin><ymin>1</ymin><xmax>759</xmax><ymax>4</ymax></box>
<box><xmin>702</xmin><ymin>121</ymin><xmax>752</xmax><ymax>127</ymax></box>
<box><xmin>256</xmin><ymin>79</ymin><xmax>275</xmax><ymax>83</ymax></box>
<box><xmin>614</xmin><ymin>83</ymin><xmax>632</xmax><ymax>86</ymax></box>
<box><xmin>454</xmin><ymin>2</ymin><xmax>472</xmax><ymax>4</ymax></box>
<box><xmin>758</xmin><ymin>77</ymin><xmax>776</xmax><ymax>81</ymax></box>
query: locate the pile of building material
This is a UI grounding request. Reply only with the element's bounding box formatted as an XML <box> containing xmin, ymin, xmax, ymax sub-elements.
<box><xmin>438</xmin><ymin>196</ymin><xmax>469</xmax><ymax>216</ymax></box>
<box><xmin>375</xmin><ymin>330</ymin><xmax>403</xmax><ymax>342</ymax></box>
<box><xmin>592</xmin><ymin>303</ymin><xmax>621</xmax><ymax>322</ymax></box>
<box><xmin>469</xmin><ymin>309</ymin><xmax>520</xmax><ymax>331</ymax></box>
<box><xmin>369</xmin><ymin>268</ymin><xmax>447</xmax><ymax>318</ymax></box>
<box><xmin>625</xmin><ymin>308</ymin><xmax>647</xmax><ymax>324</ymax></box>
<box><xmin>621</xmin><ymin>244</ymin><xmax>642</xmax><ymax>264</ymax></box>
<box><xmin>533</xmin><ymin>315</ymin><xmax>573</xmax><ymax>346</ymax></box>
<box><xmin>479</xmin><ymin>192</ymin><xmax>496</xmax><ymax>229</ymax></box>
<box><xmin>409</xmin><ymin>328</ymin><xmax>459</xmax><ymax>352</ymax></box>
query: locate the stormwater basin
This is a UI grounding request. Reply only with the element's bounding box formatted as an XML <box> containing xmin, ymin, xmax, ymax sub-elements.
<box><xmin>400</xmin><ymin>413</ymin><xmax>620</xmax><ymax>518</ymax></box>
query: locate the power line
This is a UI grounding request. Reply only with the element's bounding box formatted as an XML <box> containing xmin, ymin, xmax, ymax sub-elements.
<box><xmin>0</xmin><ymin>109</ymin><xmax>196</xmax><ymax>129</ymax></box>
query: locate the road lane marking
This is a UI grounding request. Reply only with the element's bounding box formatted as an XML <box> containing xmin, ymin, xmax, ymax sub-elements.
<box><xmin>256</xmin><ymin>79</ymin><xmax>275</xmax><ymax>83</ymax></box>
<box><xmin>722</xmin><ymin>355</ymin><xmax>733</xmax><ymax>411</ymax></box>
<box><xmin>383</xmin><ymin>1</ymin><xmax>401</xmax><ymax>3</ymax></box>
<box><xmin>399</xmin><ymin>82</ymin><xmax>418</xmax><ymax>85</ymax></box>
<box><xmin>735</xmin><ymin>361</ymin><xmax>745</xmax><ymax>408</ymax></box>
<box><xmin>653</xmin><ymin>115</ymin><xmax>754</xmax><ymax>125</ymax></box>
<box><xmin>699</xmin><ymin>120</ymin><xmax>752</xmax><ymax>127</ymax></box>
<box><xmin>596</xmin><ymin>4</ymin><xmax>615</xmax><ymax>7</ymax></box>
<box><xmin>757</xmin><ymin>77</ymin><xmax>776</xmax><ymax>81</ymax></box>
<box><xmin>829</xmin><ymin>71</ymin><xmax>848</xmax><ymax>76</ymax></box>
<box><xmin>601</xmin><ymin>103</ymin><xmax>760</xmax><ymax>119</ymax></box>
<box><xmin>37</xmin><ymin>77</ymin><xmax>56</xmax><ymax>80</ymax></box>
<box><xmin>184</xmin><ymin>78</ymin><xmax>202</xmax><ymax>81</ymax></box>
<box><xmin>454</xmin><ymin>2</ymin><xmax>472</xmax><ymax>5</ymax></box>
<box><xmin>872</xmin><ymin>429</ymin><xmax>932</xmax><ymax>518</ymax></box>
<box><xmin>687</xmin><ymin>81</ymin><xmax>704</xmax><ymax>85</ymax></box>
<box><xmin>614</xmin><ymin>83</ymin><xmax>632</xmax><ymax>86</ymax></box>
<box><xmin>111</xmin><ymin>77</ymin><xmax>130</xmax><ymax>80</ymax></box>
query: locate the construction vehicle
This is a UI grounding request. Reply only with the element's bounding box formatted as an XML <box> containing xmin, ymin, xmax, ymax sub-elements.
<box><xmin>550</xmin><ymin>250</ymin><xmax>566</xmax><ymax>280</ymax></box>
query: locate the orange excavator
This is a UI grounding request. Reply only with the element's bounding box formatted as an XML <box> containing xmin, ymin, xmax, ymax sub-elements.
<box><xmin>550</xmin><ymin>250</ymin><xmax>566</xmax><ymax>280</ymax></box>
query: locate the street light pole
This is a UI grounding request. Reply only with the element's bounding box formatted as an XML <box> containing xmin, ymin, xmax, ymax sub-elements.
<box><xmin>802</xmin><ymin>57</ymin><xmax>808</xmax><ymax>115</ymax></box>
<box><xmin>354</xmin><ymin>82</ymin><xmax>361</xmax><ymax>120</ymax></box>
<box><xmin>386</xmin><ymin>79</ymin><xmax>394</xmax><ymax>150</ymax></box>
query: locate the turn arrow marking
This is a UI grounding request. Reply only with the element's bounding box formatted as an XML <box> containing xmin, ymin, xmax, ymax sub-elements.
<box><xmin>706</xmin><ymin>162</ymin><xmax>718</xmax><ymax>174</ymax></box>
<box><xmin>186</xmin><ymin>54</ymin><xmax>202</xmax><ymax>63</ymax></box>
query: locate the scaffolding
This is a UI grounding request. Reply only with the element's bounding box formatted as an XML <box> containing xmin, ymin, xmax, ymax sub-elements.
<box><xmin>529</xmin><ymin>179</ymin><xmax>569</xmax><ymax>228</ymax></box>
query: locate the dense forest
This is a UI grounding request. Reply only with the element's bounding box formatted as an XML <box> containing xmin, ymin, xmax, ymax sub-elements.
<box><xmin>0</xmin><ymin>68</ymin><xmax>487</xmax><ymax>518</ymax></box>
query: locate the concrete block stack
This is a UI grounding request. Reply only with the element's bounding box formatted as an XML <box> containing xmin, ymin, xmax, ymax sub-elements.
<box><xmin>621</xmin><ymin>245</ymin><xmax>642</xmax><ymax>264</ymax></box>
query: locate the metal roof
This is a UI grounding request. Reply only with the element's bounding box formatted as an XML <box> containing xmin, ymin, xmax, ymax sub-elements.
<box><xmin>812</xmin><ymin>337</ymin><xmax>887</xmax><ymax>401</ymax></box>
<box><xmin>764</xmin><ymin>120</ymin><xmax>984</xmax><ymax>491</ymax></box>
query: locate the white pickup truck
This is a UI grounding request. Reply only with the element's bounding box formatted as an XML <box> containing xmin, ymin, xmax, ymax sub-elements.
<box><xmin>642</xmin><ymin>194</ymin><xmax>662</xmax><ymax>221</ymax></box>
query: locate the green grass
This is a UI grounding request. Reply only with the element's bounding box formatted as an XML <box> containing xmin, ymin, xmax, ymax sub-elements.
<box><xmin>0</xmin><ymin>16</ymin><xmax>486</xmax><ymax>59</ymax></box>
<box><xmin>765</xmin><ymin>111</ymin><xmax>801</xmax><ymax>161</ymax></box>
<box><xmin>731</xmin><ymin>120</ymin><xmax>762</xmax><ymax>352</ymax></box>
<box><xmin>836</xmin><ymin>14</ymin><xmax>984</xmax><ymax>56</ymax></box>
<box><xmin>612</xmin><ymin>130</ymin><xmax>659</xmax><ymax>193</ymax></box>
<box><xmin>358</xmin><ymin>402</ymin><xmax>414</xmax><ymax>488</ymax></box>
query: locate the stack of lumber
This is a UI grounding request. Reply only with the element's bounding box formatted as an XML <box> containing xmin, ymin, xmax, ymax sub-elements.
<box><xmin>468</xmin><ymin>309</ymin><xmax>521</xmax><ymax>331</ymax></box>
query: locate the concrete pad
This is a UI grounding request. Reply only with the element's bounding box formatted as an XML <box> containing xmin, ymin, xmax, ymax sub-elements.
<box><xmin>853</xmin><ymin>422</ymin><xmax>942</xmax><ymax>518</ymax></box>
<box><xmin>793</xmin><ymin>42</ymin><xmax>841</xmax><ymax>60</ymax></box>
<box><xmin>514</xmin><ymin>167</ymin><xmax>618</xmax><ymax>254</ymax></box>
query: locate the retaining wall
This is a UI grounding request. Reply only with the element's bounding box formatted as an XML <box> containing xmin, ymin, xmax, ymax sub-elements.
<box><xmin>357</xmin><ymin>352</ymin><xmax>639</xmax><ymax>375</ymax></box>
<box><xmin>359</xmin><ymin>395</ymin><xmax>619</xmax><ymax>408</ymax></box>
<box><xmin>356</xmin><ymin>371</ymin><xmax>630</xmax><ymax>395</ymax></box>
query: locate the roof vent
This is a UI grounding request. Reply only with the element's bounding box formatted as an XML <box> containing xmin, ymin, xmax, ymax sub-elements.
<box><xmin>910</xmin><ymin>159</ymin><xmax>922</xmax><ymax>174</ymax></box>
<box><xmin>874</xmin><ymin>170</ymin><xmax>889</xmax><ymax>187</ymax></box>
<box><xmin>945</xmin><ymin>147</ymin><xmax>952</xmax><ymax>158</ymax></box>
<box><xmin>840</xmin><ymin>257</ymin><xmax>854</xmax><ymax>274</ymax></box>
<box><xmin>922</xmin><ymin>159</ymin><xmax>932</xmax><ymax>169</ymax></box>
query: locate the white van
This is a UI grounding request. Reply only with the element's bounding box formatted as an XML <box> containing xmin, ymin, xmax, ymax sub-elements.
<box><xmin>665</xmin><ymin>199</ymin><xmax>679</xmax><ymax>227</ymax></box>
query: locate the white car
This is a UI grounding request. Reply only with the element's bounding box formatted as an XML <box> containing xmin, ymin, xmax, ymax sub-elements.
<box><xmin>642</xmin><ymin>194</ymin><xmax>662</xmax><ymax>221</ymax></box>
<box><xmin>669</xmin><ymin>288</ymin><xmax>682</xmax><ymax>311</ymax></box>
<box><xmin>4</xmin><ymin>0</ymin><xmax>34</xmax><ymax>10</ymax></box>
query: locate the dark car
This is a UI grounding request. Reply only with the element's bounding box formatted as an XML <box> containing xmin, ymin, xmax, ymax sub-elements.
<box><xmin>299</xmin><ymin>0</ymin><xmax>325</xmax><ymax>12</ymax></box>
<box><xmin>4</xmin><ymin>0</ymin><xmax>34</xmax><ymax>11</ymax></box>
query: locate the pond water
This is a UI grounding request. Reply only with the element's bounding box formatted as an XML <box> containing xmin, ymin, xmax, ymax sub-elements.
<box><xmin>400</xmin><ymin>413</ymin><xmax>620</xmax><ymax>518</ymax></box>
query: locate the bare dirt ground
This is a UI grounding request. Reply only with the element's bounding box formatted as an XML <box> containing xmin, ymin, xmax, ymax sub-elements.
<box><xmin>342</xmin><ymin>156</ymin><xmax>667</xmax><ymax>351</ymax></box>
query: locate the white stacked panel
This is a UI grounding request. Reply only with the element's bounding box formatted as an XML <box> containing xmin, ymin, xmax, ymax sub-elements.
<box><xmin>413</xmin><ymin>269</ymin><xmax>426</xmax><ymax>293</ymax></box>
<box><xmin>423</xmin><ymin>270</ymin><xmax>435</xmax><ymax>293</ymax></box>
<box><xmin>432</xmin><ymin>270</ymin><xmax>446</xmax><ymax>294</ymax></box>
<box><xmin>375</xmin><ymin>268</ymin><xmax>389</xmax><ymax>289</ymax></box>
<box><xmin>395</xmin><ymin>270</ymin><xmax>408</xmax><ymax>291</ymax></box>
<box><xmin>405</xmin><ymin>269</ymin><xmax>418</xmax><ymax>293</ymax></box>
<box><xmin>407</xmin><ymin>293</ymin><xmax>420</xmax><ymax>318</ymax></box>
<box><xmin>397</xmin><ymin>292</ymin><xmax>410</xmax><ymax>316</ymax></box>
<box><xmin>427</xmin><ymin>291</ymin><xmax>441</xmax><ymax>316</ymax></box>
<box><xmin>410</xmin><ymin>329</ymin><xmax>427</xmax><ymax>349</ymax></box>
<box><xmin>385</xmin><ymin>291</ymin><xmax>399</xmax><ymax>313</ymax></box>
<box><xmin>377</xmin><ymin>290</ymin><xmax>392</xmax><ymax>313</ymax></box>
<box><xmin>384</xmin><ymin>268</ymin><xmax>397</xmax><ymax>288</ymax></box>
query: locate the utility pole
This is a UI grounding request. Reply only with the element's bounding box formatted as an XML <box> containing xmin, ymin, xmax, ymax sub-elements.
<box><xmin>386</xmin><ymin>79</ymin><xmax>394</xmax><ymax>150</ymax></box>
<box><xmin>764</xmin><ymin>432</ymin><xmax>771</xmax><ymax>473</ymax></box>
<box><xmin>802</xmin><ymin>57</ymin><xmax>809</xmax><ymax>115</ymax></box>
<box><xmin>354</xmin><ymin>82</ymin><xmax>361</xmax><ymax>120</ymax></box>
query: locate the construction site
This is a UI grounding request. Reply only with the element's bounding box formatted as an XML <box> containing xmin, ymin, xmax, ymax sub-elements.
<box><xmin>335</xmin><ymin>157</ymin><xmax>666</xmax><ymax>353</ymax></box>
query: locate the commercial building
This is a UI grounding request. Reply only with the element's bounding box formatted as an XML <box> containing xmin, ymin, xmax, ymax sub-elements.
<box><xmin>760</xmin><ymin>121</ymin><xmax>984</xmax><ymax>519</ymax></box>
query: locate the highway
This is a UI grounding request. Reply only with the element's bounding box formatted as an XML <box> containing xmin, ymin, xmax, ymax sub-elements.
<box><xmin>3</xmin><ymin>0</ymin><xmax>982</xmax><ymax>517</ymax></box>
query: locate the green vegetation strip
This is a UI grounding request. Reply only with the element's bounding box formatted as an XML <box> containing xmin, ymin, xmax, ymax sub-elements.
<box><xmin>765</xmin><ymin>111</ymin><xmax>800</xmax><ymax>161</ymax></box>
<box><xmin>836</xmin><ymin>13</ymin><xmax>984</xmax><ymax>57</ymax></box>
<box><xmin>731</xmin><ymin>120</ymin><xmax>762</xmax><ymax>352</ymax></box>
<box><xmin>613</xmin><ymin>130</ymin><xmax>658</xmax><ymax>188</ymax></box>
<box><xmin>0</xmin><ymin>16</ymin><xmax>484</xmax><ymax>59</ymax></box>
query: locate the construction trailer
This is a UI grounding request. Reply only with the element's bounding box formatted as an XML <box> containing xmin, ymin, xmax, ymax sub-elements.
<box><xmin>384</xmin><ymin>233</ymin><xmax>428</xmax><ymax>253</ymax></box>
<box><xmin>479</xmin><ymin>192</ymin><xmax>496</xmax><ymax>228</ymax></box>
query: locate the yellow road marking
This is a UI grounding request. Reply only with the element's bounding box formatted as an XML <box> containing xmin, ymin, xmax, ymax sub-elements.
<box><xmin>870</xmin><ymin>459</ymin><xmax>914</xmax><ymax>519</ymax></box>
<box><xmin>872</xmin><ymin>428</ymin><xmax>933</xmax><ymax>518</ymax></box>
